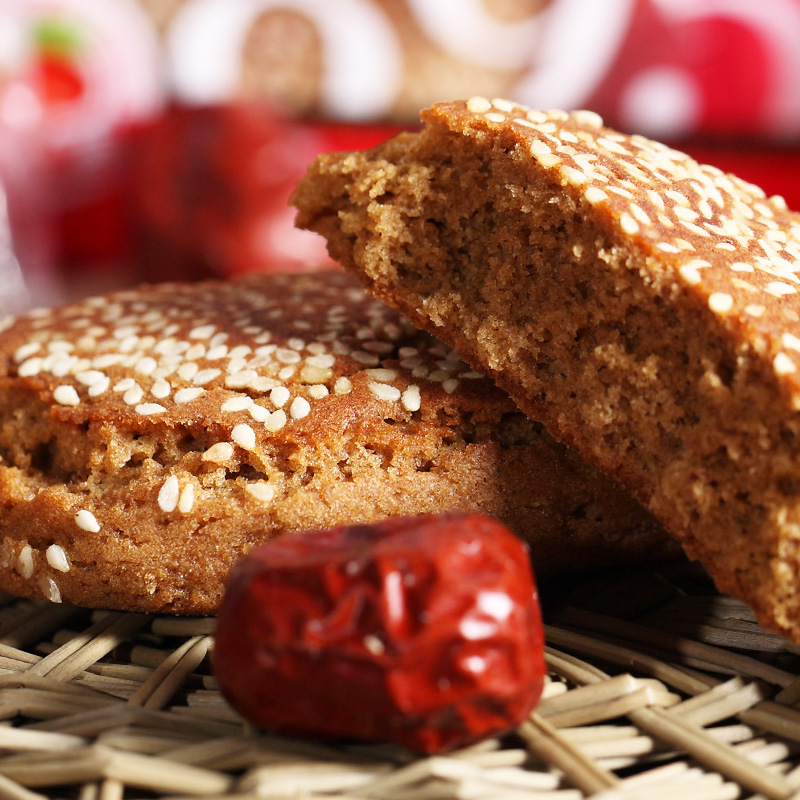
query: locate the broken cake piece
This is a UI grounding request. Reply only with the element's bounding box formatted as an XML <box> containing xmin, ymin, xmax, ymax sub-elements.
<box><xmin>293</xmin><ymin>97</ymin><xmax>800</xmax><ymax>642</ymax></box>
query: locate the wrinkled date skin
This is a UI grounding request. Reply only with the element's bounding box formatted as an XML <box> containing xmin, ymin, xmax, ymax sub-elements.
<box><xmin>213</xmin><ymin>513</ymin><xmax>546</xmax><ymax>753</ymax></box>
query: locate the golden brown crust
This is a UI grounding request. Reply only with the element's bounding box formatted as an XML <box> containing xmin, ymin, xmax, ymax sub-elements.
<box><xmin>293</xmin><ymin>98</ymin><xmax>800</xmax><ymax>642</ymax></box>
<box><xmin>0</xmin><ymin>270</ymin><xmax>669</xmax><ymax>615</ymax></box>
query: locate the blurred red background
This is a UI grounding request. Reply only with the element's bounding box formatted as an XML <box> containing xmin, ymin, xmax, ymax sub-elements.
<box><xmin>2</xmin><ymin>0</ymin><xmax>800</xmax><ymax>304</ymax></box>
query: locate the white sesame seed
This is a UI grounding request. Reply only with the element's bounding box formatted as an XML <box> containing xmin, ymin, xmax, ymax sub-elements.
<box><xmin>334</xmin><ymin>377</ymin><xmax>352</xmax><ymax>395</ymax></box>
<box><xmin>248</xmin><ymin>404</ymin><xmax>270</xmax><ymax>422</ymax></box>
<box><xmin>123</xmin><ymin>385</ymin><xmax>144</xmax><ymax>405</ymax></box>
<box><xmin>151</xmin><ymin>378</ymin><xmax>171</xmax><ymax>399</ymax></box>
<box><xmin>537</xmin><ymin>153</ymin><xmax>561</xmax><ymax>168</ymax></box>
<box><xmin>246</xmin><ymin>481</ymin><xmax>275</xmax><ymax>502</ymax></box>
<box><xmin>467</xmin><ymin>96</ymin><xmax>492</xmax><ymax>113</ymax></box>
<box><xmin>442</xmin><ymin>379</ymin><xmax>459</xmax><ymax>394</ymax></box>
<box><xmin>744</xmin><ymin>305</ymin><xmax>765</xmax><ymax>317</ymax></box>
<box><xmin>193</xmin><ymin>368</ymin><xmax>221</xmax><ymax>385</ymax></box>
<box><xmin>264</xmin><ymin>409</ymin><xmax>287</xmax><ymax>432</ymax></box>
<box><xmin>232</xmin><ymin>423</ymin><xmax>257</xmax><ymax>450</ymax></box>
<box><xmin>229</xmin><ymin>345</ymin><xmax>253</xmax><ymax>359</ymax></box>
<box><xmin>365</xmin><ymin>368</ymin><xmax>398</xmax><ymax>383</ymax></box>
<box><xmin>708</xmin><ymin>293</ymin><xmax>734</xmax><ymax>313</ymax></box>
<box><xmin>114</xmin><ymin>378</ymin><xmax>135</xmax><ymax>392</ymax></box>
<box><xmin>561</xmin><ymin>166</ymin><xmax>588</xmax><ymax>186</ymax></box>
<box><xmin>202</xmin><ymin>442</ymin><xmax>234</xmax><ymax>463</ymax></box>
<box><xmin>483</xmin><ymin>112</ymin><xmax>505</xmax><ymax>123</ymax></box>
<box><xmin>401</xmin><ymin>385</ymin><xmax>421</xmax><ymax>412</ymax></box>
<box><xmin>250</xmin><ymin>376</ymin><xmax>278</xmax><ymax>392</ymax></box>
<box><xmin>222</xmin><ymin>395</ymin><xmax>253</xmax><ymax>413</ymax></box>
<box><xmin>53</xmin><ymin>385</ymin><xmax>80</xmax><ymax>406</ymax></box>
<box><xmin>306</xmin><ymin>353</ymin><xmax>335</xmax><ymax>369</ymax></box>
<box><xmin>275</xmin><ymin>348</ymin><xmax>301</xmax><ymax>364</ymax></box>
<box><xmin>39</xmin><ymin>575</ymin><xmax>61</xmax><ymax>604</ymax></box>
<box><xmin>619</xmin><ymin>214</ymin><xmax>639</xmax><ymax>235</ymax></box>
<box><xmin>185</xmin><ymin>343</ymin><xmax>206</xmax><ymax>360</ymax></box>
<box><xmin>646</xmin><ymin>189</ymin><xmax>666</xmax><ymax>211</ymax></box>
<box><xmin>629</xmin><ymin>204</ymin><xmax>651</xmax><ymax>225</ymax></box>
<box><xmin>47</xmin><ymin>341</ymin><xmax>72</xmax><ymax>355</ymax></box>
<box><xmin>278</xmin><ymin>366</ymin><xmax>295</xmax><ymax>380</ymax></box>
<box><xmin>665</xmin><ymin>189</ymin><xmax>690</xmax><ymax>207</ymax></box>
<box><xmin>174</xmin><ymin>387</ymin><xmax>205</xmax><ymax>404</ymax></box>
<box><xmin>226</xmin><ymin>369</ymin><xmax>258</xmax><ymax>389</ymax></box>
<box><xmin>774</xmin><ymin>352</ymin><xmax>797</xmax><ymax>376</ymax></box>
<box><xmin>178</xmin><ymin>484</ymin><xmax>195</xmax><ymax>513</ymax></box>
<box><xmin>158</xmin><ymin>475</ymin><xmax>180</xmax><ymax>512</ymax></box>
<box><xmin>189</xmin><ymin>324</ymin><xmax>216</xmax><ymax>339</ymax></box>
<box><xmin>45</xmin><ymin>544</ymin><xmax>70</xmax><ymax>573</ymax></box>
<box><xmin>17</xmin><ymin>545</ymin><xmax>34</xmax><ymax>578</ymax></box>
<box><xmin>308</xmin><ymin>385</ymin><xmax>329</xmax><ymax>399</ymax></box>
<box><xmin>74</xmin><ymin>370</ymin><xmax>106</xmax><ymax>386</ymax></box>
<box><xmin>113</xmin><ymin>325</ymin><xmax>137</xmax><ymax>339</ymax></box>
<box><xmin>118</xmin><ymin>335</ymin><xmax>139</xmax><ymax>353</ymax></box>
<box><xmin>300</xmin><ymin>365</ymin><xmax>332</xmax><ymax>383</ymax></box>
<box><xmin>490</xmin><ymin>97</ymin><xmax>515</xmax><ymax>113</ymax></box>
<box><xmin>18</xmin><ymin>357</ymin><xmax>43</xmax><ymax>377</ymax></box>
<box><xmin>678</xmin><ymin>266</ymin><xmax>702</xmax><ymax>285</ymax></box>
<box><xmin>765</xmin><ymin>282</ymin><xmax>796</xmax><ymax>297</ymax></box>
<box><xmin>206</xmin><ymin>345</ymin><xmax>228</xmax><ymax>360</ymax></box>
<box><xmin>270</xmin><ymin>386</ymin><xmax>290</xmax><ymax>408</ymax></box>
<box><xmin>14</xmin><ymin>342</ymin><xmax>40</xmax><ymax>362</ymax></box>
<box><xmin>673</xmin><ymin>205</ymin><xmax>699</xmax><ymax>222</ymax></box>
<box><xmin>412</xmin><ymin>365</ymin><xmax>430</xmax><ymax>379</ymax></box>
<box><xmin>94</xmin><ymin>354</ymin><xmax>125</xmax><ymax>369</ymax></box>
<box><xmin>290</xmin><ymin>396</ymin><xmax>311</xmax><ymax>420</ymax></box>
<box><xmin>572</xmin><ymin>109</ymin><xmax>603</xmax><ymax>128</ymax></box>
<box><xmin>583</xmin><ymin>186</ymin><xmax>607</xmax><ymax>204</ymax></box>
<box><xmin>87</xmin><ymin>377</ymin><xmax>111</xmax><ymax>397</ymax></box>
<box><xmin>135</xmin><ymin>357</ymin><xmax>158</xmax><ymax>376</ymax></box>
<box><xmin>782</xmin><ymin>333</ymin><xmax>800</xmax><ymax>352</ymax></box>
<box><xmin>177</xmin><ymin>362</ymin><xmax>198</xmax><ymax>381</ymax></box>
<box><xmin>369</xmin><ymin>382</ymin><xmax>401</xmax><ymax>403</ymax></box>
<box><xmin>135</xmin><ymin>403</ymin><xmax>166</xmax><ymax>415</ymax></box>
<box><xmin>75</xmin><ymin>509</ymin><xmax>100</xmax><ymax>532</ymax></box>
<box><xmin>350</xmin><ymin>351</ymin><xmax>380</xmax><ymax>366</ymax></box>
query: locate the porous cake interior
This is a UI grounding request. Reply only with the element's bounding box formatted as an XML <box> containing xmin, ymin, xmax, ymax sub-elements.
<box><xmin>296</xmin><ymin>127</ymin><xmax>800</xmax><ymax>638</ymax></box>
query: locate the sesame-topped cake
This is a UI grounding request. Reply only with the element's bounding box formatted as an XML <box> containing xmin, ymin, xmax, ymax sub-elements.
<box><xmin>294</xmin><ymin>98</ymin><xmax>800</xmax><ymax>642</ymax></box>
<box><xmin>0</xmin><ymin>270</ymin><xmax>669</xmax><ymax>614</ymax></box>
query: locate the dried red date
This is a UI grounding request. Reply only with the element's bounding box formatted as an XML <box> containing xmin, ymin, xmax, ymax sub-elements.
<box><xmin>213</xmin><ymin>513</ymin><xmax>546</xmax><ymax>753</ymax></box>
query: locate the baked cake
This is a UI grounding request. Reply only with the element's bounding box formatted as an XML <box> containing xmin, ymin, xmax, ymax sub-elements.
<box><xmin>0</xmin><ymin>270</ymin><xmax>668</xmax><ymax>615</ymax></box>
<box><xmin>293</xmin><ymin>98</ymin><xmax>800</xmax><ymax>642</ymax></box>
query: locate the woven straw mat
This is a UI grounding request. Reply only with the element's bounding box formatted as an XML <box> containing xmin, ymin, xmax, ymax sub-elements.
<box><xmin>1</xmin><ymin>560</ymin><xmax>800</xmax><ymax>800</ymax></box>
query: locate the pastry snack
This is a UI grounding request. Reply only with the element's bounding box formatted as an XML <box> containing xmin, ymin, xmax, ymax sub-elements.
<box><xmin>293</xmin><ymin>98</ymin><xmax>800</xmax><ymax>642</ymax></box>
<box><xmin>0</xmin><ymin>270</ymin><xmax>667</xmax><ymax>615</ymax></box>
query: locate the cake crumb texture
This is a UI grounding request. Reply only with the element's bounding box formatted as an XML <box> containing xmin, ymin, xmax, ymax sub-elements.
<box><xmin>293</xmin><ymin>97</ymin><xmax>800</xmax><ymax>642</ymax></box>
<box><xmin>0</xmin><ymin>271</ymin><xmax>669</xmax><ymax>614</ymax></box>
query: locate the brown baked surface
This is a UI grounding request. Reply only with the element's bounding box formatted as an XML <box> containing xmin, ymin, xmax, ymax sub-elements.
<box><xmin>293</xmin><ymin>98</ymin><xmax>800</xmax><ymax>642</ymax></box>
<box><xmin>0</xmin><ymin>270</ymin><xmax>669</xmax><ymax>615</ymax></box>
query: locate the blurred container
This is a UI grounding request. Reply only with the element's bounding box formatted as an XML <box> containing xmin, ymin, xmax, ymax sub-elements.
<box><xmin>0</xmin><ymin>0</ymin><xmax>163</xmax><ymax>302</ymax></box>
<box><xmin>155</xmin><ymin>0</ymin><xmax>800</xmax><ymax>141</ymax></box>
